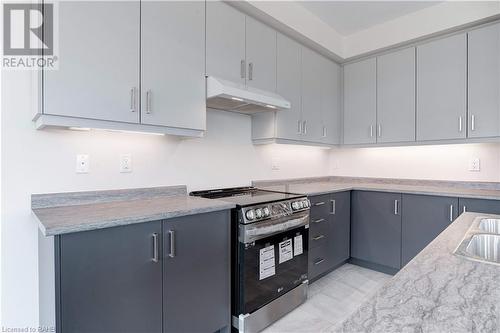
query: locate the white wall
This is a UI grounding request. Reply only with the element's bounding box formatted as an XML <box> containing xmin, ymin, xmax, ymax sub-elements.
<box><xmin>330</xmin><ymin>143</ymin><xmax>500</xmax><ymax>182</ymax></box>
<box><xmin>0</xmin><ymin>70</ymin><xmax>331</xmax><ymax>327</ymax></box>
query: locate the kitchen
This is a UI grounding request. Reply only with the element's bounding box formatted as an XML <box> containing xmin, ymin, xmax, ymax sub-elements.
<box><xmin>2</xmin><ymin>1</ymin><xmax>500</xmax><ymax>332</ymax></box>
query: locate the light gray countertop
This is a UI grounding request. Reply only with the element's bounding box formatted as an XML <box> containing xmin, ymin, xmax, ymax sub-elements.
<box><xmin>32</xmin><ymin>186</ymin><xmax>235</xmax><ymax>236</ymax></box>
<box><xmin>258</xmin><ymin>181</ymin><xmax>500</xmax><ymax>200</ymax></box>
<box><xmin>334</xmin><ymin>212</ymin><xmax>500</xmax><ymax>332</ymax></box>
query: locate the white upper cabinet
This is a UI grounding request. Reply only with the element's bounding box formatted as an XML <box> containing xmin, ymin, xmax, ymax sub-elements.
<box><xmin>274</xmin><ymin>34</ymin><xmax>303</xmax><ymax>141</ymax></box>
<box><xmin>416</xmin><ymin>34</ymin><xmax>467</xmax><ymax>141</ymax></box>
<box><xmin>245</xmin><ymin>16</ymin><xmax>277</xmax><ymax>92</ymax></box>
<box><xmin>376</xmin><ymin>47</ymin><xmax>416</xmax><ymax>143</ymax></box>
<box><xmin>468</xmin><ymin>23</ymin><xmax>500</xmax><ymax>138</ymax></box>
<box><xmin>321</xmin><ymin>57</ymin><xmax>341</xmax><ymax>145</ymax></box>
<box><xmin>343</xmin><ymin>58</ymin><xmax>377</xmax><ymax>145</ymax></box>
<box><xmin>206</xmin><ymin>1</ymin><xmax>246</xmax><ymax>84</ymax></box>
<box><xmin>141</xmin><ymin>1</ymin><xmax>205</xmax><ymax>131</ymax></box>
<box><xmin>44</xmin><ymin>1</ymin><xmax>140</xmax><ymax>123</ymax></box>
<box><xmin>301</xmin><ymin>47</ymin><xmax>324</xmax><ymax>143</ymax></box>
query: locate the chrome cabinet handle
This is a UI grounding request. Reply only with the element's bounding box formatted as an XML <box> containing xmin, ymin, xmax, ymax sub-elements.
<box><xmin>313</xmin><ymin>235</ymin><xmax>325</xmax><ymax>241</ymax></box>
<box><xmin>248</xmin><ymin>62</ymin><xmax>253</xmax><ymax>81</ymax></box>
<box><xmin>471</xmin><ymin>115</ymin><xmax>475</xmax><ymax>131</ymax></box>
<box><xmin>313</xmin><ymin>218</ymin><xmax>325</xmax><ymax>224</ymax></box>
<box><xmin>303</xmin><ymin>121</ymin><xmax>307</xmax><ymax>134</ymax></box>
<box><xmin>168</xmin><ymin>230</ymin><xmax>175</xmax><ymax>258</ymax></box>
<box><xmin>314</xmin><ymin>201</ymin><xmax>325</xmax><ymax>206</ymax></box>
<box><xmin>449</xmin><ymin>205</ymin><xmax>454</xmax><ymax>222</ymax></box>
<box><xmin>462</xmin><ymin>205</ymin><xmax>467</xmax><ymax>213</ymax></box>
<box><xmin>377</xmin><ymin>124</ymin><xmax>382</xmax><ymax>137</ymax></box>
<box><xmin>370</xmin><ymin>125</ymin><xmax>374</xmax><ymax>137</ymax></box>
<box><xmin>130</xmin><ymin>87</ymin><xmax>136</xmax><ymax>112</ymax></box>
<box><xmin>394</xmin><ymin>200</ymin><xmax>399</xmax><ymax>215</ymax></box>
<box><xmin>459</xmin><ymin>116</ymin><xmax>463</xmax><ymax>132</ymax></box>
<box><xmin>152</xmin><ymin>233</ymin><xmax>159</xmax><ymax>263</ymax></box>
<box><xmin>298</xmin><ymin>120</ymin><xmax>302</xmax><ymax>134</ymax></box>
<box><xmin>330</xmin><ymin>200</ymin><xmax>336</xmax><ymax>215</ymax></box>
<box><xmin>146</xmin><ymin>90</ymin><xmax>152</xmax><ymax>114</ymax></box>
<box><xmin>240</xmin><ymin>59</ymin><xmax>246</xmax><ymax>79</ymax></box>
<box><xmin>314</xmin><ymin>258</ymin><xmax>325</xmax><ymax>265</ymax></box>
<box><xmin>322</xmin><ymin>126</ymin><xmax>327</xmax><ymax>138</ymax></box>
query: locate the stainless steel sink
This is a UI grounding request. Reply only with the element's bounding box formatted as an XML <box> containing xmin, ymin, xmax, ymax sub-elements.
<box><xmin>464</xmin><ymin>234</ymin><xmax>500</xmax><ymax>264</ymax></box>
<box><xmin>478</xmin><ymin>219</ymin><xmax>500</xmax><ymax>234</ymax></box>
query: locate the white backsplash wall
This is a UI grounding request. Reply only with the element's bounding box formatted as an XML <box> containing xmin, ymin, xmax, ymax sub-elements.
<box><xmin>1</xmin><ymin>71</ymin><xmax>331</xmax><ymax>327</ymax></box>
<box><xmin>330</xmin><ymin>143</ymin><xmax>500</xmax><ymax>182</ymax></box>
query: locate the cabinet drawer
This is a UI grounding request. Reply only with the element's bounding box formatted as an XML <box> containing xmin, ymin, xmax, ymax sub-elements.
<box><xmin>309</xmin><ymin>227</ymin><xmax>328</xmax><ymax>249</ymax></box>
<box><xmin>309</xmin><ymin>215</ymin><xmax>329</xmax><ymax>234</ymax></box>
<box><xmin>309</xmin><ymin>244</ymin><xmax>330</xmax><ymax>280</ymax></box>
<box><xmin>309</xmin><ymin>194</ymin><xmax>332</xmax><ymax>218</ymax></box>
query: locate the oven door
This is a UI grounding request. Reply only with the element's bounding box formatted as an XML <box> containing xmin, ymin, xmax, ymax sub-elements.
<box><xmin>236</xmin><ymin>212</ymin><xmax>309</xmax><ymax>315</ymax></box>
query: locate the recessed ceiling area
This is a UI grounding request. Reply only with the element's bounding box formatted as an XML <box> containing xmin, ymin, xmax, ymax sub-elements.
<box><xmin>298</xmin><ymin>1</ymin><xmax>441</xmax><ymax>36</ymax></box>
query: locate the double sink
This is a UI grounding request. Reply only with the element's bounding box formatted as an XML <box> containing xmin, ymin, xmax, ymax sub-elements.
<box><xmin>455</xmin><ymin>218</ymin><xmax>500</xmax><ymax>265</ymax></box>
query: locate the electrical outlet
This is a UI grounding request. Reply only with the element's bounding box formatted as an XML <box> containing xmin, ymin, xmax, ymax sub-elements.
<box><xmin>469</xmin><ymin>158</ymin><xmax>481</xmax><ymax>172</ymax></box>
<box><xmin>120</xmin><ymin>154</ymin><xmax>132</xmax><ymax>173</ymax></box>
<box><xmin>271</xmin><ymin>157</ymin><xmax>280</xmax><ymax>171</ymax></box>
<box><xmin>76</xmin><ymin>154</ymin><xmax>89</xmax><ymax>173</ymax></box>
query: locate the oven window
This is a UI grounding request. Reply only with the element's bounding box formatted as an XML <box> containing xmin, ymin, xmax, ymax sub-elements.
<box><xmin>239</xmin><ymin>226</ymin><xmax>309</xmax><ymax>314</ymax></box>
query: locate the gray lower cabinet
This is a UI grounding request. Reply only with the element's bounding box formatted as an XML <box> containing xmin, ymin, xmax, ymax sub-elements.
<box><xmin>58</xmin><ymin>221</ymin><xmax>163</xmax><ymax>333</ymax></box>
<box><xmin>351</xmin><ymin>191</ymin><xmax>402</xmax><ymax>272</ymax></box>
<box><xmin>308</xmin><ymin>191</ymin><xmax>350</xmax><ymax>281</ymax></box>
<box><xmin>401</xmin><ymin>194</ymin><xmax>458</xmax><ymax>266</ymax></box>
<box><xmin>459</xmin><ymin>197</ymin><xmax>500</xmax><ymax>215</ymax></box>
<box><xmin>56</xmin><ymin>211</ymin><xmax>230</xmax><ymax>333</ymax></box>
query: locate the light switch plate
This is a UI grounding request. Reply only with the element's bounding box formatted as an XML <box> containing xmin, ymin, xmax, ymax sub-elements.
<box><xmin>76</xmin><ymin>154</ymin><xmax>89</xmax><ymax>173</ymax></box>
<box><xmin>271</xmin><ymin>157</ymin><xmax>280</xmax><ymax>171</ymax></box>
<box><xmin>469</xmin><ymin>158</ymin><xmax>480</xmax><ymax>172</ymax></box>
<box><xmin>120</xmin><ymin>154</ymin><xmax>132</xmax><ymax>173</ymax></box>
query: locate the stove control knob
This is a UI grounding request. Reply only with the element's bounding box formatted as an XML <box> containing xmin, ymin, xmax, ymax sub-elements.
<box><xmin>298</xmin><ymin>201</ymin><xmax>304</xmax><ymax>209</ymax></box>
<box><xmin>245</xmin><ymin>209</ymin><xmax>255</xmax><ymax>221</ymax></box>
<box><xmin>255</xmin><ymin>208</ymin><xmax>263</xmax><ymax>219</ymax></box>
<box><xmin>291</xmin><ymin>202</ymin><xmax>299</xmax><ymax>210</ymax></box>
<box><xmin>303</xmin><ymin>199</ymin><xmax>310</xmax><ymax>208</ymax></box>
<box><xmin>263</xmin><ymin>207</ymin><xmax>270</xmax><ymax>217</ymax></box>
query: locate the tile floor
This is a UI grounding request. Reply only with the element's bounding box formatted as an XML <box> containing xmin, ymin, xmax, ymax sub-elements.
<box><xmin>261</xmin><ymin>264</ymin><xmax>391</xmax><ymax>333</ymax></box>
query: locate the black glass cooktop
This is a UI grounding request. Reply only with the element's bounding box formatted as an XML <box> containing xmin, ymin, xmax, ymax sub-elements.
<box><xmin>190</xmin><ymin>187</ymin><xmax>304</xmax><ymax>207</ymax></box>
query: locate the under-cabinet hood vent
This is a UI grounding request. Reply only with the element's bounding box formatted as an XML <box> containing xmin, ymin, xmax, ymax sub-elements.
<box><xmin>206</xmin><ymin>76</ymin><xmax>291</xmax><ymax>114</ymax></box>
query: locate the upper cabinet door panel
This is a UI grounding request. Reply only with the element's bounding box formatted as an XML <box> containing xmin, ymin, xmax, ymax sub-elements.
<box><xmin>343</xmin><ymin>58</ymin><xmax>377</xmax><ymax>145</ymax></box>
<box><xmin>206</xmin><ymin>1</ymin><xmax>246</xmax><ymax>84</ymax></box>
<box><xmin>245</xmin><ymin>16</ymin><xmax>277</xmax><ymax>92</ymax></box>
<box><xmin>416</xmin><ymin>34</ymin><xmax>467</xmax><ymax>141</ymax></box>
<box><xmin>44</xmin><ymin>1</ymin><xmax>140</xmax><ymax>123</ymax></box>
<box><xmin>141</xmin><ymin>1</ymin><xmax>205</xmax><ymax>130</ymax></box>
<box><xmin>301</xmin><ymin>47</ymin><xmax>324</xmax><ymax>142</ymax></box>
<box><xmin>377</xmin><ymin>47</ymin><xmax>416</xmax><ymax>143</ymax></box>
<box><xmin>468</xmin><ymin>23</ymin><xmax>500</xmax><ymax>138</ymax></box>
<box><xmin>322</xmin><ymin>59</ymin><xmax>341</xmax><ymax>145</ymax></box>
<box><xmin>275</xmin><ymin>34</ymin><xmax>302</xmax><ymax>140</ymax></box>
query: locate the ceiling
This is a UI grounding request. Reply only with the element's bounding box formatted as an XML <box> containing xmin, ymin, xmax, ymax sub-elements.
<box><xmin>298</xmin><ymin>1</ymin><xmax>442</xmax><ymax>36</ymax></box>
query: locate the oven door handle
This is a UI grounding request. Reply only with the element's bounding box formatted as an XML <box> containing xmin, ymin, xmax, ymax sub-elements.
<box><xmin>240</xmin><ymin>213</ymin><xmax>309</xmax><ymax>244</ymax></box>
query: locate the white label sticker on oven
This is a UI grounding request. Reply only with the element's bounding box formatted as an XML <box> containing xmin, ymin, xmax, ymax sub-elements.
<box><xmin>259</xmin><ymin>245</ymin><xmax>275</xmax><ymax>280</ymax></box>
<box><xmin>279</xmin><ymin>239</ymin><xmax>293</xmax><ymax>264</ymax></box>
<box><xmin>294</xmin><ymin>235</ymin><xmax>303</xmax><ymax>256</ymax></box>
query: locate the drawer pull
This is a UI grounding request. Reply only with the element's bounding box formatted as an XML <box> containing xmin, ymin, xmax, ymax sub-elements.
<box><xmin>313</xmin><ymin>218</ymin><xmax>325</xmax><ymax>224</ymax></box>
<box><xmin>313</xmin><ymin>235</ymin><xmax>325</xmax><ymax>241</ymax></box>
<box><xmin>314</xmin><ymin>258</ymin><xmax>325</xmax><ymax>265</ymax></box>
<box><xmin>314</xmin><ymin>202</ymin><xmax>325</xmax><ymax>206</ymax></box>
<box><xmin>330</xmin><ymin>200</ymin><xmax>336</xmax><ymax>215</ymax></box>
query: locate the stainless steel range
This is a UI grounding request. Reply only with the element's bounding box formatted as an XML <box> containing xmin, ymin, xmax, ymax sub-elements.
<box><xmin>190</xmin><ymin>187</ymin><xmax>310</xmax><ymax>333</ymax></box>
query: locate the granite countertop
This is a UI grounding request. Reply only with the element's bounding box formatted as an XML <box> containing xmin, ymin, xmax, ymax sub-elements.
<box><xmin>258</xmin><ymin>181</ymin><xmax>500</xmax><ymax>200</ymax></box>
<box><xmin>32</xmin><ymin>186</ymin><xmax>235</xmax><ymax>236</ymax></box>
<box><xmin>334</xmin><ymin>212</ymin><xmax>500</xmax><ymax>332</ymax></box>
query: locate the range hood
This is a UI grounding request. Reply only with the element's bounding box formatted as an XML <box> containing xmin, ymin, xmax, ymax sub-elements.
<box><xmin>206</xmin><ymin>76</ymin><xmax>291</xmax><ymax>113</ymax></box>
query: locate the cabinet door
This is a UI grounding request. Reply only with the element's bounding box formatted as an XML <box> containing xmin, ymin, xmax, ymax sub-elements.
<box><xmin>401</xmin><ymin>194</ymin><xmax>458</xmax><ymax>266</ymax></box>
<box><xmin>275</xmin><ymin>33</ymin><xmax>303</xmax><ymax>140</ymax></box>
<box><xmin>343</xmin><ymin>58</ymin><xmax>377</xmax><ymax>144</ymax></box>
<box><xmin>44</xmin><ymin>1</ymin><xmax>140</xmax><ymax>123</ymax></box>
<box><xmin>206</xmin><ymin>1</ymin><xmax>246</xmax><ymax>84</ymax></box>
<box><xmin>321</xmin><ymin>59</ymin><xmax>342</xmax><ymax>145</ymax></box>
<box><xmin>459</xmin><ymin>197</ymin><xmax>500</xmax><ymax>215</ymax></box>
<box><xmin>417</xmin><ymin>34</ymin><xmax>467</xmax><ymax>141</ymax></box>
<box><xmin>329</xmin><ymin>191</ymin><xmax>351</xmax><ymax>267</ymax></box>
<box><xmin>58</xmin><ymin>222</ymin><xmax>162</xmax><ymax>333</ymax></box>
<box><xmin>302</xmin><ymin>47</ymin><xmax>324</xmax><ymax>142</ymax></box>
<box><xmin>351</xmin><ymin>191</ymin><xmax>402</xmax><ymax>270</ymax></box>
<box><xmin>163</xmin><ymin>211</ymin><xmax>230</xmax><ymax>333</ymax></box>
<box><xmin>377</xmin><ymin>47</ymin><xmax>416</xmax><ymax>143</ymax></box>
<box><xmin>141</xmin><ymin>1</ymin><xmax>205</xmax><ymax>130</ymax></box>
<box><xmin>245</xmin><ymin>16</ymin><xmax>277</xmax><ymax>92</ymax></box>
<box><xmin>468</xmin><ymin>23</ymin><xmax>500</xmax><ymax>138</ymax></box>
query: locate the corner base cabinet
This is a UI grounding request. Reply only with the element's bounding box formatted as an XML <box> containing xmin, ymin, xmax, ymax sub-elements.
<box><xmin>54</xmin><ymin>211</ymin><xmax>231</xmax><ymax>333</ymax></box>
